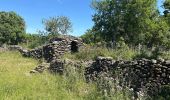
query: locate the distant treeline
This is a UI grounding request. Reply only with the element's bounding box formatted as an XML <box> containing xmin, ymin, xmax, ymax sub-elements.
<box><xmin>0</xmin><ymin>0</ymin><xmax>170</xmax><ymax>49</ymax></box>
<box><xmin>0</xmin><ymin>11</ymin><xmax>72</xmax><ymax>47</ymax></box>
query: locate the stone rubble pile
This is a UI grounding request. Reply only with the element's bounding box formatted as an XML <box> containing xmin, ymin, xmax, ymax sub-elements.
<box><xmin>48</xmin><ymin>59</ymin><xmax>84</xmax><ymax>75</ymax></box>
<box><xmin>30</xmin><ymin>63</ymin><xmax>50</xmax><ymax>73</ymax></box>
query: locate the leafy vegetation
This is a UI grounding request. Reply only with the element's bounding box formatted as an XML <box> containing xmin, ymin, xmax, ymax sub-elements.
<box><xmin>0</xmin><ymin>11</ymin><xmax>25</xmax><ymax>45</ymax></box>
<box><xmin>81</xmin><ymin>0</ymin><xmax>170</xmax><ymax>49</ymax></box>
<box><xmin>42</xmin><ymin>16</ymin><xmax>72</xmax><ymax>35</ymax></box>
<box><xmin>21</xmin><ymin>33</ymin><xmax>49</xmax><ymax>49</ymax></box>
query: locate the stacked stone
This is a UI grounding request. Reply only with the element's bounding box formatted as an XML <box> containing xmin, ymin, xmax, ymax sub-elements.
<box><xmin>50</xmin><ymin>38</ymin><xmax>82</xmax><ymax>60</ymax></box>
<box><xmin>51</xmin><ymin>39</ymin><xmax>70</xmax><ymax>60</ymax></box>
<box><xmin>85</xmin><ymin>57</ymin><xmax>170</xmax><ymax>97</ymax></box>
<box><xmin>48</xmin><ymin>58</ymin><xmax>83</xmax><ymax>75</ymax></box>
<box><xmin>19</xmin><ymin>49</ymin><xmax>30</xmax><ymax>57</ymax></box>
<box><xmin>48</xmin><ymin>59</ymin><xmax>64</xmax><ymax>75</ymax></box>
<box><xmin>29</xmin><ymin>48</ymin><xmax>43</xmax><ymax>59</ymax></box>
<box><xmin>30</xmin><ymin>63</ymin><xmax>50</xmax><ymax>73</ymax></box>
<box><xmin>85</xmin><ymin>56</ymin><xmax>115</xmax><ymax>81</ymax></box>
<box><xmin>42</xmin><ymin>44</ymin><xmax>55</xmax><ymax>62</ymax></box>
<box><xmin>19</xmin><ymin>37</ymin><xmax>83</xmax><ymax>62</ymax></box>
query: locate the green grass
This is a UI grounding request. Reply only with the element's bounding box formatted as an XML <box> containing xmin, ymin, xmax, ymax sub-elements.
<box><xmin>0</xmin><ymin>51</ymin><xmax>134</xmax><ymax>100</ymax></box>
<box><xmin>64</xmin><ymin>46</ymin><xmax>137</xmax><ymax>61</ymax></box>
<box><xmin>0</xmin><ymin>51</ymin><xmax>99</xmax><ymax>100</ymax></box>
<box><xmin>64</xmin><ymin>46</ymin><xmax>170</xmax><ymax>61</ymax></box>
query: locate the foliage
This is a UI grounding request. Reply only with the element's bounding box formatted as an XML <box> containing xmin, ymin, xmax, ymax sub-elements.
<box><xmin>163</xmin><ymin>0</ymin><xmax>170</xmax><ymax>16</ymax></box>
<box><xmin>81</xmin><ymin>29</ymin><xmax>103</xmax><ymax>45</ymax></box>
<box><xmin>0</xmin><ymin>11</ymin><xmax>25</xmax><ymax>45</ymax></box>
<box><xmin>162</xmin><ymin>0</ymin><xmax>170</xmax><ymax>48</ymax></box>
<box><xmin>42</xmin><ymin>16</ymin><xmax>72</xmax><ymax>36</ymax></box>
<box><xmin>81</xmin><ymin>29</ymin><xmax>95</xmax><ymax>44</ymax></box>
<box><xmin>90</xmin><ymin>0</ymin><xmax>170</xmax><ymax>48</ymax></box>
<box><xmin>153</xmin><ymin>85</ymin><xmax>170</xmax><ymax>100</ymax></box>
<box><xmin>21</xmin><ymin>33</ymin><xmax>48</xmax><ymax>49</ymax></box>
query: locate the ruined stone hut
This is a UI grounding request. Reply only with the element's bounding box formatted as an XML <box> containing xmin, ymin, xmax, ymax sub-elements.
<box><xmin>19</xmin><ymin>36</ymin><xmax>83</xmax><ymax>62</ymax></box>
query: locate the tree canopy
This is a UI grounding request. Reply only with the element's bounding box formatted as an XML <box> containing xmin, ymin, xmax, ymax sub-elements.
<box><xmin>83</xmin><ymin>0</ymin><xmax>170</xmax><ymax>48</ymax></box>
<box><xmin>42</xmin><ymin>16</ymin><xmax>72</xmax><ymax>36</ymax></box>
<box><xmin>163</xmin><ymin>0</ymin><xmax>170</xmax><ymax>15</ymax></box>
<box><xmin>0</xmin><ymin>11</ymin><xmax>25</xmax><ymax>45</ymax></box>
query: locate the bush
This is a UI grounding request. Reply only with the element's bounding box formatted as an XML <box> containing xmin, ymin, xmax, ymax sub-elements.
<box><xmin>153</xmin><ymin>85</ymin><xmax>170</xmax><ymax>100</ymax></box>
<box><xmin>21</xmin><ymin>34</ymin><xmax>49</xmax><ymax>49</ymax></box>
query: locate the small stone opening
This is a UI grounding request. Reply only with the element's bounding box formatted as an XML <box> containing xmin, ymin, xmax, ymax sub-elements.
<box><xmin>71</xmin><ymin>41</ymin><xmax>78</xmax><ymax>53</ymax></box>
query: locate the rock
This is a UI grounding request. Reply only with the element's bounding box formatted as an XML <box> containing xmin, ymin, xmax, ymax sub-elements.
<box><xmin>162</xmin><ymin>73</ymin><xmax>166</xmax><ymax>77</ymax></box>
<box><xmin>30</xmin><ymin>70</ymin><xmax>38</xmax><ymax>73</ymax></box>
<box><xmin>30</xmin><ymin>63</ymin><xmax>50</xmax><ymax>73</ymax></box>
<box><xmin>157</xmin><ymin>58</ymin><xmax>165</xmax><ymax>63</ymax></box>
<box><xmin>151</xmin><ymin>59</ymin><xmax>157</xmax><ymax>64</ymax></box>
<box><xmin>165</xmin><ymin>60</ymin><xmax>170</xmax><ymax>65</ymax></box>
<box><xmin>97</xmin><ymin>56</ymin><xmax>113</xmax><ymax>61</ymax></box>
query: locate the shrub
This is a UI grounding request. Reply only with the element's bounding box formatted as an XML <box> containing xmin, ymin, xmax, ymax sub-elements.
<box><xmin>153</xmin><ymin>85</ymin><xmax>170</xmax><ymax>100</ymax></box>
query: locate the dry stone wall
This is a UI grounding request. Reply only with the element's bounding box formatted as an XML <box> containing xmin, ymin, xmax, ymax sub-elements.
<box><xmin>8</xmin><ymin>37</ymin><xmax>170</xmax><ymax>98</ymax></box>
<box><xmin>48</xmin><ymin>58</ymin><xmax>84</xmax><ymax>75</ymax></box>
<box><xmin>18</xmin><ymin>37</ymin><xmax>83</xmax><ymax>62</ymax></box>
<box><xmin>85</xmin><ymin>57</ymin><xmax>170</xmax><ymax>97</ymax></box>
<box><xmin>45</xmin><ymin>56</ymin><xmax>170</xmax><ymax>97</ymax></box>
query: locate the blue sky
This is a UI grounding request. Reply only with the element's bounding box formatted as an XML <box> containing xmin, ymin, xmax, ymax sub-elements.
<box><xmin>0</xmin><ymin>0</ymin><xmax>165</xmax><ymax>36</ymax></box>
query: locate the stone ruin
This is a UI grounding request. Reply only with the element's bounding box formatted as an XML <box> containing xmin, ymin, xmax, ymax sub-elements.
<box><xmin>18</xmin><ymin>36</ymin><xmax>83</xmax><ymax>62</ymax></box>
<box><xmin>31</xmin><ymin>56</ymin><xmax>170</xmax><ymax>98</ymax></box>
<box><xmin>85</xmin><ymin>57</ymin><xmax>170</xmax><ymax>98</ymax></box>
<box><xmin>6</xmin><ymin>36</ymin><xmax>170</xmax><ymax>99</ymax></box>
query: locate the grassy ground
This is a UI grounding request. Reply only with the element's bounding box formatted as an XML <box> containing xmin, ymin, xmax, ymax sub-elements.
<box><xmin>0</xmin><ymin>51</ymin><xmax>101</xmax><ymax>100</ymax></box>
<box><xmin>64</xmin><ymin>46</ymin><xmax>170</xmax><ymax>61</ymax></box>
<box><xmin>64</xmin><ymin>47</ymin><xmax>137</xmax><ymax>61</ymax></box>
<box><xmin>0</xmin><ymin>51</ymin><xmax>133</xmax><ymax>100</ymax></box>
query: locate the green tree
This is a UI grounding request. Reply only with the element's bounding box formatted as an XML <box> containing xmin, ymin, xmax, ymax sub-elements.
<box><xmin>42</xmin><ymin>16</ymin><xmax>72</xmax><ymax>36</ymax></box>
<box><xmin>163</xmin><ymin>0</ymin><xmax>170</xmax><ymax>48</ymax></box>
<box><xmin>163</xmin><ymin>0</ymin><xmax>170</xmax><ymax>16</ymax></box>
<box><xmin>124</xmin><ymin>0</ymin><xmax>158</xmax><ymax>46</ymax></box>
<box><xmin>81</xmin><ymin>29</ymin><xmax>95</xmax><ymax>44</ymax></box>
<box><xmin>24</xmin><ymin>33</ymin><xmax>48</xmax><ymax>49</ymax></box>
<box><xmin>163</xmin><ymin>0</ymin><xmax>170</xmax><ymax>27</ymax></box>
<box><xmin>91</xmin><ymin>0</ymin><xmax>169</xmax><ymax>47</ymax></box>
<box><xmin>0</xmin><ymin>11</ymin><xmax>25</xmax><ymax>45</ymax></box>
